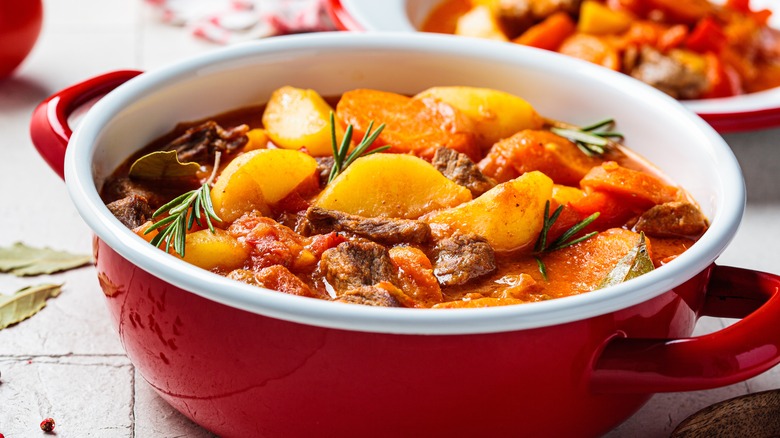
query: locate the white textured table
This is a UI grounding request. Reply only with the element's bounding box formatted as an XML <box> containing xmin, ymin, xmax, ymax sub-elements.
<box><xmin>1</xmin><ymin>1</ymin><xmax>779</xmax><ymax>436</ymax></box>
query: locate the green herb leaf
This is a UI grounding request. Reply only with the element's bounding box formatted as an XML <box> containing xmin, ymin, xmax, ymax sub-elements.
<box><xmin>533</xmin><ymin>201</ymin><xmax>600</xmax><ymax>280</ymax></box>
<box><xmin>327</xmin><ymin>112</ymin><xmax>389</xmax><ymax>184</ymax></box>
<box><xmin>0</xmin><ymin>243</ymin><xmax>92</xmax><ymax>277</ymax></box>
<box><xmin>0</xmin><ymin>284</ymin><xmax>62</xmax><ymax>330</ymax></box>
<box><xmin>598</xmin><ymin>232</ymin><xmax>654</xmax><ymax>289</ymax></box>
<box><xmin>129</xmin><ymin>150</ymin><xmax>201</xmax><ymax>180</ymax></box>
<box><xmin>548</xmin><ymin>118</ymin><xmax>623</xmax><ymax>157</ymax></box>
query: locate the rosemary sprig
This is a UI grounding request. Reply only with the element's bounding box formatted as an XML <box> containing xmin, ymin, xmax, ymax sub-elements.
<box><xmin>534</xmin><ymin>200</ymin><xmax>600</xmax><ymax>281</ymax></box>
<box><xmin>144</xmin><ymin>153</ymin><xmax>223</xmax><ymax>257</ymax></box>
<box><xmin>327</xmin><ymin>112</ymin><xmax>389</xmax><ymax>184</ymax></box>
<box><xmin>548</xmin><ymin>118</ymin><xmax>623</xmax><ymax>157</ymax></box>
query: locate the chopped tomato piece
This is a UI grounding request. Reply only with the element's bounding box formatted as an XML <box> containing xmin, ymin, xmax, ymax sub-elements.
<box><xmin>686</xmin><ymin>17</ymin><xmax>727</xmax><ymax>54</ymax></box>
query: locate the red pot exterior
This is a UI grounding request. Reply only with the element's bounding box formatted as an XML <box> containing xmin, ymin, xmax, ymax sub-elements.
<box><xmin>95</xmin><ymin>238</ymin><xmax>707</xmax><ymax>438</ymax></box>
<box><xmin>0</xmin><ymin>0</ymin><xmax>42</xmax><ymax>78</ymax></box>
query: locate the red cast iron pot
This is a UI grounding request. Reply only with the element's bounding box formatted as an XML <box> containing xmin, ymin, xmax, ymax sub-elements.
<box><xmin>0</xmin><ymin>0</ymin><xmax>42</xmax><ymax>78</ymax></box>
<box><xmin>29</xmin><ymin>33</ymin><xmax>780</xmax><ymax>437</ymax></box>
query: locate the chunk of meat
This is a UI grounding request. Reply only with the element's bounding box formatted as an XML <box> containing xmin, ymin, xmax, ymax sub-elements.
<box><xmin>101</xmin><ymin>176</ymin><xmax>175</xmax><ymax>207</ymax></box>
<box><xmin>629</xmin><ymin>46</ymin><xmax>708</xmax><ymax>99</ymax></box>
<box><xmin>106</xmin><ymin>194</ymin><xmax>153</xmax><ymax>229</ymax></box>
<box><xmin>164</xmin><ymin>121</ymin><xmax>249</xmax><ymax>164</ymax></box>
<box><xmin>320</xmin><ymin>240</ymin><xmax>397</xmax><ymax>294</ymax></box>
<box><xmin>304</xmin><ymin>207</ymin><xmax>431</xmax><ymax>245</ymax></box>
<box><xmin>227</xmin><ymin>266</ymin><xmax>320</xmax><ymax>298</ymax></box>
<box><xmin>433</xmin><ymin>233</ymin><xmax>497</xmax><ymax>286</ymax></box>
<box><xmin>314</xmin><ymin>156</ymin><xmax>335</xmax><ymax>188</ymax></box>
<box><xmin>432</xmin><ymin>147</ymin><xmax>496</xmax><ymax>197</ymax></box>
<box><xmin>634</xmin><ymin>201</ymin><xmax>708</xmax><ymax>237</ymax></box>
<box><xmin>478</xmin><ymin>129</ymin><xmax>602</xmax><ymax>185</ymax></box>
<box><xmin>498</xmin><ymin>0</ymin><xmax>582</xmax><ymax>33</ymax></box>
<box><xmin>333</xmin><ymin>283</ymin><xmax>402</xmax><ymax>307</ymax></box>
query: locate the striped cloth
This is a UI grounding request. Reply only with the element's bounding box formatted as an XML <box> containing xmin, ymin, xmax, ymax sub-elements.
<box><xmin>145</xmin><ymin>0</ymin><xmax>336</xmax><ymax>44</ymax></box>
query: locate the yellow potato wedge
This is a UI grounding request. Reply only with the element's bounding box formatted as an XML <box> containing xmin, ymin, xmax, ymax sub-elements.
<box><xmin>552</xmin><ymin>184</ymin><xmax>585</xmax><ymax>206</ymax></box>
<box><xmin>262</xmin><ymin>86</ymin><xmax>344</xmax><ymax>156</ymax></box>
<box><xmin>179</xmin><ymin>229</ymin><xmax>249</xmax><ymax>271</ymax></box>
<box><xmin>424</xmin><ymin>171</ymin><xmax>553</xmax><ymax>252</ymax></box>
<box><xmin>243</xmin><ymin>128</ymin><xmax>270</xmax><ymax>152</ymax></box>
<box><xmin>577</xmin><ymin>0</ymin><xmax>632</xmax><ymax>35</ymax></box>
<box><xmin>211</xmin><ymin>149</ymin><xmax>317</xmax><ymax>221</ymax></box>
<box><xmin>455</xmin><ymin>5</ymin><xmax>508</xmax><ymax>41</ymax></box>
<box><xmin>415</xmin><ymin>86</ymin><xmax>544</xmax><ymax>149</ymax></box>
<box><xmin>314</xmin><ymin>153</ymin><xmax>472</xmax><ymax>219</ymax></box>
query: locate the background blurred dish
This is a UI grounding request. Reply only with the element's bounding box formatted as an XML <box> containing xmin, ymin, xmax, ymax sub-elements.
<box><xmin>328</xmin><ymin>0</ymin><xmax>780</xmax><ymax>132</ymax></box>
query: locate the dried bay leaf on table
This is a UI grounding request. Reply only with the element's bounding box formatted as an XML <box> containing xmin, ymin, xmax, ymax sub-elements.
<box><xmin>0</xmin><ymin>242</ymin><xmax>92</xmax><ymax>276</ymax></box>
<box><xmin>0</xmin><ymin>284</ymin><xmax>62</xmax><ymax>329</ymax></box>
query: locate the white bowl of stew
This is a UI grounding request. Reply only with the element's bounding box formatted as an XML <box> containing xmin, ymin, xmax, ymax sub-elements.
<box><xmin>29</xmin><ymin>32</ymin><xmax>780</xmax><ymax>437</ymax></box>
<box><xmin>328</xmin><ymin>0</ymin><xmax>780</xmax><ymax>132</ymax></box>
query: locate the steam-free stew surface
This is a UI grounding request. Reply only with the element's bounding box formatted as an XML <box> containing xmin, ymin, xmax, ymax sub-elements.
<box><xmin>102</xmin><ymin>86</ymin><xmax>707</xmax><ymax>309</ymax></box>
<box><xmin>422</xmin><ymin>0</ymin><xmax>780</xmax><ymax>99</ymax></box>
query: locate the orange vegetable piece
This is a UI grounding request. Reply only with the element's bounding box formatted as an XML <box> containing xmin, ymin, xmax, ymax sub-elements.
<box><xmin>514</xmin><ymin>12</ymin><xmax>576</xmax><ymax>51</ymax></box>
<box><xmin>702</xmin><ymin>53</ymin><xmax>743</xmax><ymax>98</ymax></box>
<box><xmin>336</xmin><ymin>89</ymin><xmax>480</xmax><ymax>162</ymax></box>
<box><xmin>538</xmin><ymin>228</ymin><xmax>650</xmax><ymax>293</ymax></box>
<box><xmin>569</xmin><ymin>190</ymin><xmax>644</xmax><ymax>231</ymax></box>
<box><xmin>559</xmin><ymin>33</ymin><xmax>621</xmax><ymax>71</ymax></box>
<box><xmin>478</xmin><ymin>129</ymin><xmax>602</xmax><ymax>186</ymax></box>
<box><xmin>579</xmin><ymin>162</ymin><xmax>680</xmax><ymax>209</ymax></box>
<box><xmin>389</xmin><ymin>246</ymin><xmax>443</xmax><ymax>307</ymax></box>
<box><xmin>646</xmin><ymin>0</ymin><xmax>714</xmax><ymax>24</ymax></box>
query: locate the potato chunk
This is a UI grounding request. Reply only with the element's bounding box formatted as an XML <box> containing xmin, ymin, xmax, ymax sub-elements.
<box><xmin>415</xmin><ymin>86</ymin><xmax>544</xmax><ymax>150</ymax></box>
<box><xmin>424</xmin><ymin>171</ymin><xmax>553</xmax><ymax>252</ymax></box>
<box><xmin>577</xmin><ymin>0</ymin><xmax>632</xmax><ymax>35</ymax></box>
<box><xmin>262</xmin><ymin>86</ymin><xmax>343</xmax><ymax>156</ymax></box>
<box><xmin>179</xmin><ymin>229</ymin><xmax>249</xmax><ymax>271</ymax></box>
<box><xmin>211</xmin><ymin>149</ymin><xmax>317</xmax><ymax>221</ymax></box>
<box><xmin>314</xmin><ymin>153</ymin><xmax>472</xmax><ymax>219</ymax></box>
<box><xmin>455</xmin><ymin>5</ymin><xmax>508</xmax><ymax>41</ymax></box>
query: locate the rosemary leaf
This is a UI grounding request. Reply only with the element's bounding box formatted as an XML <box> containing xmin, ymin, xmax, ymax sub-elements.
<box><xmin>533</xmin><ymin>200</ymin><xmax>600</xmax><ymax>280</ymax></box>
<box><xmin>327</xmin><ymin>112</ymin><xmax>386</xmax><ymax>184</ymax></box>
<box><xmin>551</xmin><ymin>127</ymin><xmax>609</xmax><ymax>147</ymax></box>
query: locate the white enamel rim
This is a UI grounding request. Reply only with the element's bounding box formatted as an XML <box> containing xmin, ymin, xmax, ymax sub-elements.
<box><xmin>64</xmin><ymin>32</ymin><xmax>744</xmax><ymax>335</ymax></box>
<box><xmin>335</xmin><ymin>0</ymin><xmax>780</xmax><ymax>124</ymax></box>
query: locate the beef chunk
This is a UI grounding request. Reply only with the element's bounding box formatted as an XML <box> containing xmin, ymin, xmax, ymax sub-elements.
<box><xmin>433</xmin><ymin>233</ymin><xmax>497</xmax><ymax>286</ymax></box>
<box><xmin>432</xmin><ymin>147</ymin><xmax>495</xmax><ymax>196</ymax></box>
<box><xmin>320</xmin><ymin>240</ymin><xmax>397</xmax><ymax>294</ymax></box>
<box><xmin>102</xmin><ymin>177</ymin><xmax>171</xmax><ymax>207</ymax></box>
<box><xmin>106</xmin><ymin>194</ymin><xmax>153</xmax><ymax>229</ymax></box>
<box><xmin>629</xmin><ymin>47</ymin><xmax>708</xmax><ymax>99</ymax></box>
<box><xmin>164</xmin><ymin>121</ymin><xmax>249</xmax><ymax>164</ymax></box>
<box><xmin>333</xmin><ymin>284</ymin><xmax>402</xmax><ymax>307</ymax></box>
<box><xmin>315</xmin><ymin>156</ymin><xmax>335</xmax><ymax>188</ymax></box>
<box><xmin>497</xmin><ymin>0</ymin><xmax>582</xmax><ymax>36</ymax></box>
<box><xmin>635</xmin><ymin>201</ymin><xmax>709</xmax><ymax>238</ymax></box>
<box><xmin>305</xmin><ymin>207</ymin><xmax>431</xmax><ymax>245</ymax></box>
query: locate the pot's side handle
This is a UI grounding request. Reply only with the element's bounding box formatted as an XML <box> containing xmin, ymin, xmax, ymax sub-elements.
<box><xmin>591</xmin><ymin>265</ymin><xmax>780</xmax><ymax>393</ymax></box>
<box><xmin>29</xmin><ymin>70</ymin><xmax>143</xmax><ymax>180</ymax></box>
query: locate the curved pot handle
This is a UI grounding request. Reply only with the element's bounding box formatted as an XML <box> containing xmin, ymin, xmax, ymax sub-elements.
<box><xmin>29</xmin><ymin>70</ymin><xmax>143</xmax><ymax>180</ymax></box>
<box><xmin>591</xmin><ymin>265</ymin><xmax>780</xmax><ymax>393</ymax></box>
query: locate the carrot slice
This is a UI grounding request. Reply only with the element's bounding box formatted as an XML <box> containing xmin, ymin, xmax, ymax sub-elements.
<box><xmin>336</xmin><ymin>89</ymin><xmax>480</xmax><ymax>162</ymax></box>
<box><xmin>514</xmin><ymin>12</ymin><xmax>576</xmax><ymax>51</ymax></box>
